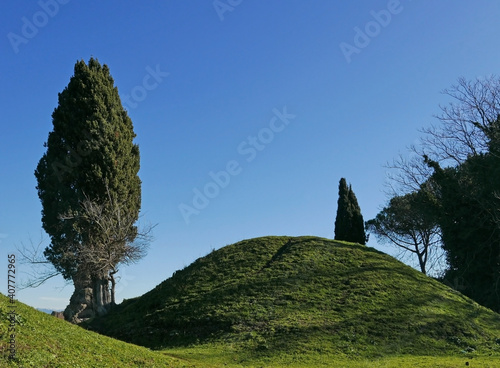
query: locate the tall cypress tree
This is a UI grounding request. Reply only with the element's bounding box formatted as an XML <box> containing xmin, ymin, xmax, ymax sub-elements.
<box><xmin>35</xmin><ymin>58</ymin><xmax>142</xmax><ymax>321</ymax></box>
<box><xmin>334</xmin><ymin>178</ymin><xmax>350</xmax><ymax>241</ymax></box>
<box><xmin>334</xmin><ymin>178</ymin><xmax>366</xmax><ymax>244</ymax></box>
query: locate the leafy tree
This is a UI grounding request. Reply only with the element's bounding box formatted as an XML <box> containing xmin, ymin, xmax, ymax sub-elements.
<box><xmin>35</xmin><ymin>58</ymin><xmax>144</xmax><ymax>321</ymax></box>
<box><xmin>366</xmin><ymin>187</ymin><xmax>443</xmax><ymax>275</ymax></box>
<box><xmin>381</xmin><ymin>76</ymin><xmax>500</xmax><ymax>311</ymax></box>
<box><xmin>425</xmin><ymin>121</ymin><xmax>500</xmax><ymax>311</ymax></box>
<box><xmin>334</xmin><ymin>178</ymin><xmax>366</xmax><ymax>245</ymax></box>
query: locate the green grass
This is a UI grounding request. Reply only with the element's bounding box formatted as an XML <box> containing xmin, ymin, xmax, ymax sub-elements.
<box><xmin>85</xmin><ymin>236</ymin><xmax>500</xmax><ymax>366</ymax></box>
<box><xmin>0</xmin><ymin>294</ymin><xmax>210</xmax><ymax>367</ymax></box>
<box><xmin>161</xmin><ymin>344</ymin><xmax>500</xmax><ymax>368</ymax></box>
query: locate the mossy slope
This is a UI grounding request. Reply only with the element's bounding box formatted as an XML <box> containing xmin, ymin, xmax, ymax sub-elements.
<box><xmin>87</xmin><ymin>236</ymin><xmax>500</xmax><ymax>360</ymax></box>
<box><xmin>0</xmin><ymin>294</ymin><xmax>204</xmax><ymax>367</ymax></box>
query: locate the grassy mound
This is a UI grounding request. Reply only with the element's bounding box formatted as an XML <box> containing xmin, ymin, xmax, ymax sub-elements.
<box><xmin>86</xmin><ymin>236</ymin><xmax>500</xmax><ymax>364</ymax></box>
<box><xmin>0</xmin><ymin>294</ymin><xmax>205</xmax><ymax>367</ymax></box>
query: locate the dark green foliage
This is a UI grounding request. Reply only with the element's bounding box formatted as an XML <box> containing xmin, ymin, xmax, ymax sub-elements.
<box><xmin>335</xmin><ymin>178</ymin><xmax>366</xmax><ymax>244</ymax></box>
<box><xmin>348</xmin><ymin>187</ymin><xmax>367</xmax><ymax>244</ymax></box>
<box><xmin>86</xmin><ymin>236</ymin><xmax>500</xmax><ymax>361</ymax></box>
<box><xmin>34</xmin><ymin>58</ymin><xmax>141</xmax><ymax>281</ymax></box>
<box><xmin>334</xmin><ymin>178</ymin><xmax>350</xmax><ymax>241</ymax></box>
<box><xmin>423</xmin><ymin>114</ymin><xmax>500</xmax><ymax>312</ymax></box>
<box><xmin>426</xmin><ymin>145</ymin><xmax>500</xmax><ymax>312</ymax></box>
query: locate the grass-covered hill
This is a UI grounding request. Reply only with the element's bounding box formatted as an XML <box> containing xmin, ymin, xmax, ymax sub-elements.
<box><xmin>0</xmin><ymin>294</ymin><xmax>207</xmax><ymax>367</ymax></box>
<box><xmin>86</xmin><ymin>236</ymin><xmax>500</xmax><ymax>366</ymax></box>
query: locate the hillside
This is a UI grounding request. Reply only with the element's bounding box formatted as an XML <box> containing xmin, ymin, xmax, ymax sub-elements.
<box><xmin>86</xmin><ymin>236</ymin><xmax>500</xmax><ymax>364</ymax></box>
<box><xmin>0</xmin><ymin>294</ymin><xmax>205</xmax><ymax>367</ymax></box>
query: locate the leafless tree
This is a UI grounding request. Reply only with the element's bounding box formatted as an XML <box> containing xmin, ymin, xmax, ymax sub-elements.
<box><xmin>76</xmin><ymin>193</ymin><xmax>154</xmax><ymax>304</ymax></box>
<box><xmin>386</xmin><ymin>76</ymin><xmax>500</xmax><ymax>196</ymax></box>
<box><xmin>420</xmin><ymin>75</ymin><xmax>500</xmax><ymax>166</ymax></box>
<box><xmin>17</xmin><ymin>234</ymin><xmax>64</xmax><ymax>290</ymax></box>
<box><xmin>385</xmin><ymin>149</ymin><xmax>434</xmax><ymax>196</ymax></box>
<box><xmin>17</xmin><ymin>192</ymin><xmax>155</xmax><ymax>312</ymax></box>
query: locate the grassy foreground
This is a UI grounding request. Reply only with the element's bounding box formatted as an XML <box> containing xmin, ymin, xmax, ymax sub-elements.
<box><xmin>0</xmin><ymin>294</ymin><xmax>204</xmax><ymax>367</ymax></box>
<box><xmin>164</xmin><ymin>344</ymin><xmax>500</xmax><ymax>367</ymax></box>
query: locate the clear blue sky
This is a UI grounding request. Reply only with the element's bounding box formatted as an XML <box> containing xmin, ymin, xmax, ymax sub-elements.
<box><xmin>2</xmin><ymin>1</ymin><xmax>500</xmax><ymax>310</ymax></box>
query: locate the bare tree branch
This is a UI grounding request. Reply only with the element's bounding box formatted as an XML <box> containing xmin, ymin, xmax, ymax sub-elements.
<box><xmin>385</xmin><ymin>148</ymin><xmax>434</xmax><ymax>196</ymax></box>
<box><xmin>420</xmin><ymin>75</ymin><xmax>500</xmax><ymax>166</ymax></box>
<box><xmin>386</xmin><ymin>76</ymin><xmax>500</xmax><ymax>197</ymax></box>
<box><xmin>16</xmin><ymin>191</ymin><xmax>155</xmax><ymax>302</ymax></box>
<box><xmin>15</xmin><ymin>233</ymin><xmax>62</xmax><ymax>290</ymax></box>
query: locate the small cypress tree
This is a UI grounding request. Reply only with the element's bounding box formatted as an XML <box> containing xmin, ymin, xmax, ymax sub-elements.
<box><xmin>334</xmin><ymin>178</ymin><xmax>366</xmax><ymax>244</ymax></box>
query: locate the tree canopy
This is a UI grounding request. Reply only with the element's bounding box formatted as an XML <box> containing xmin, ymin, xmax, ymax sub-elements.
<box><xmin>35</xmin><ymin>58</ymin><xmax>144</xmax><ymax>321</ymax></box>
<box><xmin>366</xmin><ymin>187</ymin><xmax>442</xmax><ymax>275</ymax></box>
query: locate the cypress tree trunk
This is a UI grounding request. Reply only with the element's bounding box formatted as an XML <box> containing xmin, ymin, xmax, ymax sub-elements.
<box><xmin>92</xmin><ymin>272</ymin><xmax>112</xmax><ymax>316</ymax></box>
<box><xmin>63</xmin><ymin>272</ymin><xmax>94</xmax><ymax>323</ymax></box>
<box><xmin>109</xmin><ymin>270</ymin><xmax>117</xmax><ymax>306</ymax></box>
<box><xmin>63</xmin><ymin>270</ymin><xmax>113</xmax><ymax>322</ymax></box>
